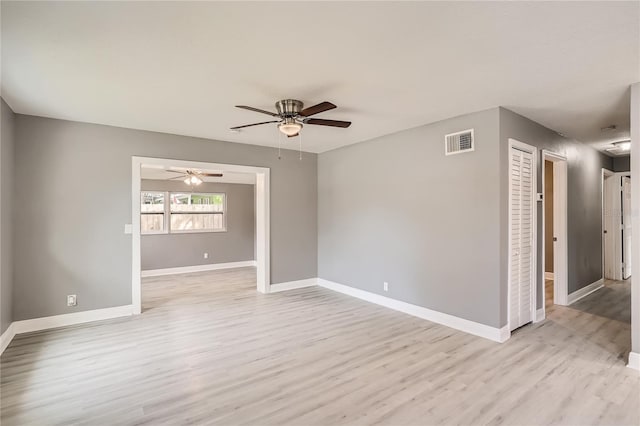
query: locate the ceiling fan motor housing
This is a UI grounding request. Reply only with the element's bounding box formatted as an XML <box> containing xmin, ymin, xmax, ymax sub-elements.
<box><xmin>275</xmin><ymin>99</ymin><xmax>303</xmax><ymax>118</ymax></box>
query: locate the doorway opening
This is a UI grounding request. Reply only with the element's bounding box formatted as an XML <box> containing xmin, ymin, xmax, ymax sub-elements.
<box><xmin>131</xmin><ymin>157</ymin><xmax>270</xmax><ymax>315</ymax></box>
<box><xmin>544</xmin><ymin>159</ymin><xmax>555</xmax><ymax>312</ymax></box>
<box><xmin>603</xmin><ymin>170</ymin><xmax>632</xmax><ymax>281</ymax></box>
<box><xmin>541</xmin><ymin>150</ymin><xmax>568</xmax><ymax>318</ymax></box>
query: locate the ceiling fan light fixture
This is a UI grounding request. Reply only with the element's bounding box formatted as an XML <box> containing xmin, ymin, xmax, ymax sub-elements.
<box><xmin>184</xmin><ymin>175</ymin><xmax>202</xmax><ymax>185</ymax></box>
<box><xmin>278</xmin><ymin>121</ymin><xmax>302</xmax><ymax>137</ymax></box>
<box><xmin>231</xmin><ymin>100</ymin><xmax>351</xmax><ymax>152</ymax></box>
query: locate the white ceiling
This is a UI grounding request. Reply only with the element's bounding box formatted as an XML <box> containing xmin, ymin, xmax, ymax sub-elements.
<box><xmin>141</xmin><ymin>165</ymin><xmax>256</xmax><ymax>185</ymax></box>
<box><xmin>1</xmin><ymin>1</ymin><xmax>638</xmax><ymax>154</ymax></box>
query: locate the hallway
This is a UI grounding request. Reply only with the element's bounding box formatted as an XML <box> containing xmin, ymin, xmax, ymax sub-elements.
<box><xmin>544</xmin><ymin>278</ymin><xmax>631</xmax><ymax>363</ymax></box>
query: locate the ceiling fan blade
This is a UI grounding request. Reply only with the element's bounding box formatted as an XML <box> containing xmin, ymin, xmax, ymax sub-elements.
<box><xmin>299</xmin><ymin>101</ymin><xmax>336</xmax><ymax>117</ymax></box>
<box><xmin>303</xmin><ymin>118</ymin><xmax>351</xmax><ymax>128</ymax></box>
<box><xmin>235</xmin><ymin>105</ymin><xmax>279</xmax><ymax>117</ymax></box>
<box><xmin>200</xmin><ymin>173</ymin><xmax>223</xmax><ymax>177</ymax></box>
<box><xmin>168</xmin><ymin>176</ymin><xmax>186</xmax><ymax>180</ymax></box>
<box><xmin>230</xmin><ymin>120</ymin><xmax>280</xmax><ymax>130</ymax></box>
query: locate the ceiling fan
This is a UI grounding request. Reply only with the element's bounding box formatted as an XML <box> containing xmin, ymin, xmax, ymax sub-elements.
<box><xmin>231</xmin><ymin>99</ymin><xmax>351</xmax><ymax>137</ymax></box>
<box><xmin>166</xmin><ymin>169</ymin><xmax>223</xmax><ymax>186</ymax></box>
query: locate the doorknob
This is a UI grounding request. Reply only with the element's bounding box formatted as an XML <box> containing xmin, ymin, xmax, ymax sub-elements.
<box><xmin>553</xmin><ymin>237</ymin><xmax>558</xmax><ymax>242</ymax></box>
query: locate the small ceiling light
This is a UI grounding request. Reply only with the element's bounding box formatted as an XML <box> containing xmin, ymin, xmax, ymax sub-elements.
<box><xmin>615</xmin><ymin>140</ymin><xmax>631</xmax><ymax>151</ymax></box>
<box><xmin>605</xmin><ymin>139</ymin><xmax>632</xmax><ymax>154</ymax></box>
<box><xmin>278</xmin><ymin>119</ymin><xmax>302</xmax><ymax>137</ymax></box>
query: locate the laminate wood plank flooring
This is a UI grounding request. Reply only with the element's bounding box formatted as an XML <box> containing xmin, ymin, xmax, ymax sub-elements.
<box><xmin>1</xmin><ymin>268</ymin><xmax>638</xmax><ymax>425</ymax></box>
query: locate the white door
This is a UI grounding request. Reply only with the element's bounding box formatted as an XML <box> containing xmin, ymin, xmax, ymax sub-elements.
<box><xmin>603</xmin><ymin>174</ymin><xmax>616</xmax><ymax>279</ymax></box>
<box><xmin>623</xmin><ymin>176</ymin><xmax>632</xmax><ymax>279</ymax></box>
<box><xmin>509</xmin><ymin>147</ymin><xmax>535</xmax><ymax>331</ymax></box>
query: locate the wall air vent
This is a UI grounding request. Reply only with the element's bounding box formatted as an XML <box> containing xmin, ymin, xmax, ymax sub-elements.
<box><xmin>445</xmin><ymin>129</ymin><xmax>474</xmax><ymax>155</ymax></box>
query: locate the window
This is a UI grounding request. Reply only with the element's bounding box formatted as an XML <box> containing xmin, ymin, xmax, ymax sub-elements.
<box><xmin>170</xmin><ymin>193</ymin><xmax>225</xmax><ymax>232</ymax></box>
<box><xmin>140</xmin><ymin>191</ymin><xmax>226</xmax><ymax>234</ymax></box>
<box><xmin>140</xmin><ymin>192</ymin><xmax>166</xmax><ymax>234</ymax></box>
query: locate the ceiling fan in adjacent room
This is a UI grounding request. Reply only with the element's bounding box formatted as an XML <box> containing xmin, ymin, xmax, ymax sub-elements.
<box><xmin>230</xmin><ymin>99</ymin><xmax>352</xmax><ymax>137</ymax></box>
<box><xmin>166</xmin><ymin>169</ymin><xmax>223</xmax><ymax>186</ymax></box>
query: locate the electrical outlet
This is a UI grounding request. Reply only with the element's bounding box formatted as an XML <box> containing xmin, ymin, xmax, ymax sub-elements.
<box><xmin>67</xmin><ymin>294</ymin><xmax>77</xmax><ymax>307</ymax></box>
<box><xmin>204</xmin><ymin>252</ymin><xmax>209</xmax><ymax>259</ymax></box>
<box><xmin>383</xmin><ymin>282</ymin><xmax>389</xmax><ymax>292</ymax></box>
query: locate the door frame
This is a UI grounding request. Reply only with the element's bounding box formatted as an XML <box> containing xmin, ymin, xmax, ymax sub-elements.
<box><xmin>540</xmin><ymin>150</ymin><xmax>568</xmax><ymax>316</ymax></box>
<box><xmin>131</xmin><ymin>156</ymin><xmax>271</xmax><ymax>315</ymax></box>
<box><xmin>508</xmin><ymin>139</ymin><xmax>537</xmax><ymax>331</ymax></box>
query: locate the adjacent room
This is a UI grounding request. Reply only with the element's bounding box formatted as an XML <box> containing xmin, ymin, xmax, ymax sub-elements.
<box><xmin>139</xmin><ymin>164</ymin><xmax>258</xmax><ymax>311</ymax></box>
<box><xmin>1</xmin><ymin>1</ymin><xmax>639</xmax><ymax>425</ymax></box>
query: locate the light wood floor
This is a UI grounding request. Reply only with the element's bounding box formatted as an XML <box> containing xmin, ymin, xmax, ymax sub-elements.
<box><xmin>1</xmin><ymin>268</ymin><xmax>638</xmax><ymax>425</ymax></box>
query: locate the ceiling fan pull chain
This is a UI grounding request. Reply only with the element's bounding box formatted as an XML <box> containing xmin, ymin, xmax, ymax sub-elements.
<box><xmin>299</xmin><ymin>132</ymin><xmax>302</xmax><ymax>160</ymax></box>
<box><xmin>277</xmin><ymin>128</ymin><xmax>282</xmax><ymax>160</ymax></box>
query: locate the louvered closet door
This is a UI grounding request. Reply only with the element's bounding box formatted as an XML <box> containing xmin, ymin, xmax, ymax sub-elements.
<box><xmin>510</xmin><ymin>147</ymin><xmax>534</xmax><ymax>331</ymax></box>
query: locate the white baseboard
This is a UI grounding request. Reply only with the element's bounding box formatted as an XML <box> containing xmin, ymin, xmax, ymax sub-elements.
<box><xmin>1</xmin><ymin>305</ymin><xmax>134</xmax><ymax>355</ymax></box>
<box><xmin>544</xmin><ymin>272</ymin><xmax>554</xmax><ymax>280</ymax></box>
<box><xmin>498</xmin><ymin>325</ymin><xmax>511</xmax><ymax>343</ymax></box>
<box><xmin>535</xmin><ymin>308</ymin><xmax>545</xmax><ymax>322</ymax></box>
<box><xmin>141</xmin><ymin>260</ymin><xmax>256</xmax><ymax>277</ymax></box>
<box><xmin>269</xmin><ymin>278</ymin><xmax>317</xmax><ymax>293</ymax></box>
<box><xmin>12</xmin><ymin>305</ymin><xmax>134</xmax><ymax>335</ymax></box>
<box><xmin>317</xmin><ymin>278</ymin><xmax>509</xmax><ymax>343</ymax></box>
<box><xmin>628</xmin><ymin>352</ymin><xmax>640</xmax><ymax>371</ymax></box>
<box><xmin>567</xmin><ymin>278</ymin><xmax>604</xmax><ymax>305</ymax></box>
<box><xmin>0</xmin><ymin>322</ymin><xmax>16</xmax><ymax>355</ymax></box>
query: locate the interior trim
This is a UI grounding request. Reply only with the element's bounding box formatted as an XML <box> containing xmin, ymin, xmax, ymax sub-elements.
<box><xmin>628</xmin><ymin>351</ymin><xmax>640</xmax><ymax>371</ymax></box>
<box><xmin>141</xmin><ymin>260</ymin><xmax>257</xmax><ymax>277</ymax></box>
<box><xmin>0</xmin><ymin>305</ymin><xmax>134</xmax><ymax>355</ymax></box>
<box><xmin>0</xmin><ymin>323</ymin><xmax>16</xmax><ymax>355</ymax></box>
<box><xmin>317</xmin><ymin>278</ymin><xmax>510</xmax><ymax>343</ymax></box>
<box><xmin>269</xmin><ymin>278</ymin><xmax>317</xmax><ymax>293</ymax></box>
<box><xmin>567</xmin><ymin>278</ymin><xmax>604</xmax><ymax>305</ymax></box>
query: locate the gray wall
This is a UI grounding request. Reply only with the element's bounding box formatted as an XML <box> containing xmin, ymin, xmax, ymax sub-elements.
<box><xmin>1</xmin><ymin>99</ymin><xmax>14</xmax><ymax>333</ymax></box>
<box><xmin>499</xmin><ymin>108</ymin><xmax>613</xmax><ymax>319</ymax></box>
<box><xmin>141</xmin><ymin>179</ymin><xmax>255</xmax><ymax>270</ymax></box>
<box><xmin>613</xmin><ymin>155</ymin><xmax>630</xmax><ymax>172</ymax></box>
<box><xmin>319</xmin><ymin>108</ymin><xmax>503</xmax><ymax>328</ymax></box>
<box><xmin>13</xmin><ymin>114</ymin><xmax>317</xmax><ymax>320</ymax></box>
<box><xmin>7</xmin><ymin>107</ymin><xmax>613</xmax><ymax>329</ymax></box>
<box><xmin>318</xmin><ymin>106</ymin><xmax>611</xmax><ymax>329</ymax></box>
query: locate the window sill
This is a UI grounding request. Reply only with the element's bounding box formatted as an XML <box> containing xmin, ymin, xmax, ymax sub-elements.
<box><xmin>142</xmin><ymin>229</ymin><xmax>227</xmax><ymax>235</ymax></box>
<box><xmin>141</xmin><ymin>231</ymin><xmax>169</xmax><ymax>236</ymax></box>
<box><xmin>169</xmin><ymin>229</ymin><xmax>227</xmax><ymax>234</ymax></box>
